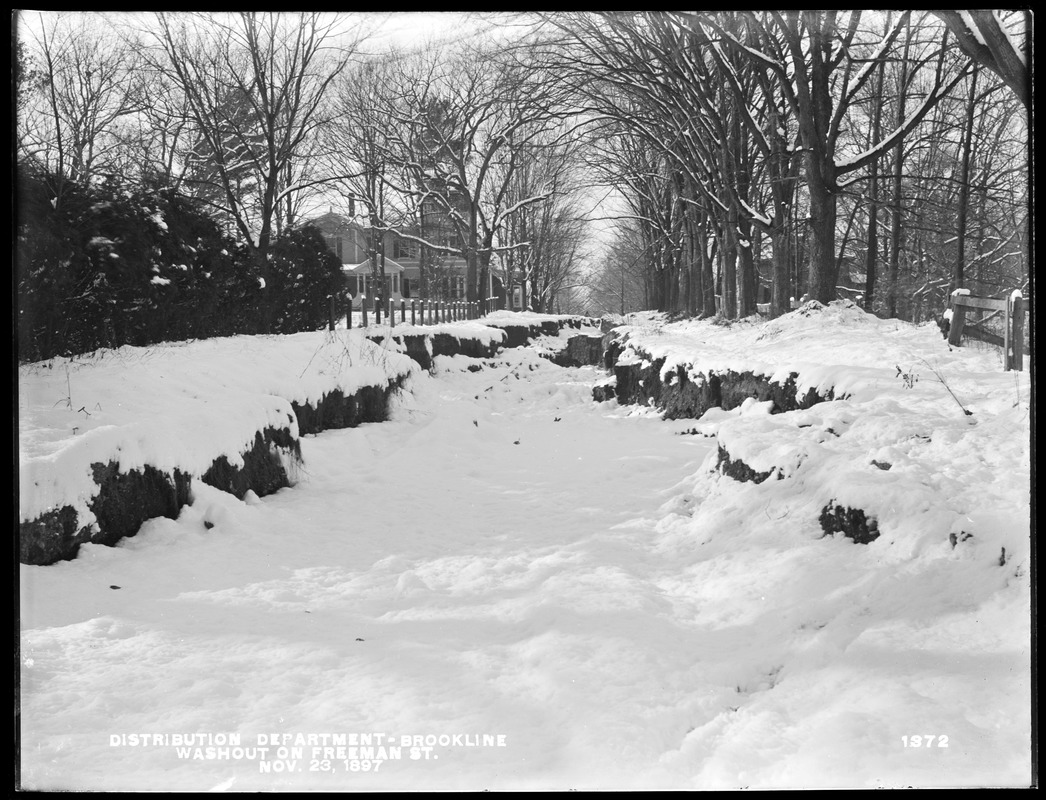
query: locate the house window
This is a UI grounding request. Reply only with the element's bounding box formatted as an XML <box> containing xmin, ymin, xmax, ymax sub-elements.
<box><xmin>393</xmin><ymin>238</ymin><xmax>418</xmax><ymax>260</ymax></box>
<box><xmin>335</xmin><ymin>237</ymin><xmax>343</xmax><ymax>260</ymax></box>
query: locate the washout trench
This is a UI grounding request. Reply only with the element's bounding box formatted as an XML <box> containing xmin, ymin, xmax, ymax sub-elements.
<box><xmin>20</xmin><ymin>349</ymin><xmax>723</xmax><ymax>791</ymax></box>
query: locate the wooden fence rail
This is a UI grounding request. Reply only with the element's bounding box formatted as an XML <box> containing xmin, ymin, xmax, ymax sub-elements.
<box><xmin>755</xmin><ymin>299</ymin><xmax>800</xmax><ymax>316</ymax></box>
<box><xmin>948</xmin><ymin>289</ymin><xmax>1025</xmax><ymax>372</ymax></box>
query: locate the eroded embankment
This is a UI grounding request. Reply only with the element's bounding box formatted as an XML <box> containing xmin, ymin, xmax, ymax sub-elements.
<box><xmin>596</xmin><ymin>330</ymin><xmax>878</xmax><ymax>545</ymax></box>
<box><xmin>19</xmin><ymin>375</ymin><xmax>410</xmax><ymax>565</ymax></box>
<box><xmin>368</xmin><ymin>316</ymin><xmax>606</xmax><ymax>371</ymax></box>
<box><xmin>598</xmin><ymin>332</ymin><xmax>838</xmax><ymax>418</ymax></box>
<box><xmin>21</xmin><ymin>318</ymin><xmax>604</xmax><ymax>566</ymax></box>
<box><xmin>484</xmin><ymin>315</ymin><xmax>601</xmax><ymax>349</ymax></box>
<box><xmin>366</xmin><ymin>328</ymin><xmax>505</xmax><ymax>371</ymax></box>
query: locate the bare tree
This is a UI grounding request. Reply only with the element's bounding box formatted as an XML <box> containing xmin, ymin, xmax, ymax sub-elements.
<box><xmin>19</xmin><ymin>12</ymin><xmax>143</xmax><ymax>196</ymax></box>
<box><xmin>145</xmin><ymin>12</ymin><xmax>357</xmax><ymax>329</ymax></box>
<box><xmin>549</xmin><ymin>12</ymin><xmax>799</xmax><ymax>318</ymax></box>
<box><xmin>384</xmin><ymin>41</ymin><xmax>575</xmax><ymax>309</ymax></box>
<box><xmin>935</xmin><ymin>11</ymin><xmax>1029</xmax><ymax>107</ymax></box>
<box><xmin>708</xmin><ymin>12</ymin><xmax>974</xmax><ymax>305</ymax></box>
<box><xmin>496</xmin><ymin>124</ymin><xmax>589</xmax><ymax>312</ymax></box>
<box><xmin>325</xmin><ymin>54</ymin><xmax>407</xmax><ymax>311</ymax></box>
<box><xmin>586</xmin><ymin>219</ymin><xmax>651</xmax><ymax>316</ymax></box>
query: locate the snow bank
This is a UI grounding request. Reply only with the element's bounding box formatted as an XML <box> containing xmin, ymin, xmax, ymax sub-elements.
<box><xmin>482</xmin><ymin>310</ymin><xmax>600</xmax><ymax>329</ymax></box>
<box><xmin>610</xmin><ymin>301</ymin><xmax>995</xmax><ymax>401</ymax></box>
<box><xmin>606</xmin><ymin>299</ymin><xmax>1031</xmax><ymax>574</ymax></box>
<box><xmin>18</xmin><ymin>331</ymin><xmax>417</xmax><ymax>542</ymax></box>
<box><xmin>380</xmin><ymin>321</ymin><xmax>509</xmax><ymax>349</ymax></box>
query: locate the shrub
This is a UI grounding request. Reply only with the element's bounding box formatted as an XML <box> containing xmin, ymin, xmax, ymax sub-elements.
<box><xmin>266</xmin><ymin>224</ymin><xmax>345</xmax><ymax>334</ymax></box>
<box><xmin>16</xmin><ymin>163</ymin><xmax>257</xmax><ymax>360</ymax></box>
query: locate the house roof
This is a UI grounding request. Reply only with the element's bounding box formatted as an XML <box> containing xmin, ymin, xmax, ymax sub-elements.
<box><xmin>309</xmin><ymin>211</ymin><xmax>360</xmax><ymax>235</ymax></box>
<box><xmin>342</xmin><ymin>257</ymin><xmax>405</xmax><ymax>274</ymax></box>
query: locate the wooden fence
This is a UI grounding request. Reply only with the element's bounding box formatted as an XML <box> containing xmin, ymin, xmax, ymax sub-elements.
<box><xmin>947</xmin><ymin>289</ymin><xmax>1026</xmax><ymax>372</ymax></box>
<box><xmin>328</xmin><ymin>297</ymin><xmax>480</xmax><ymax>331</ymax></box>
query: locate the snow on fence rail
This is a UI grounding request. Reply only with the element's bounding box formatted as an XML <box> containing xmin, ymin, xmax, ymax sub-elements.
<box><xmin>947</xmin><ymin>289</ymin><xmax>1026</xmax><ymax>371</ymax></box>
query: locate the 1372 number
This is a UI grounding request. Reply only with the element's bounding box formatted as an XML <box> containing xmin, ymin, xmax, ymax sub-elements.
<box><xmin>901</xmin><ymin>735</ymin><xmax>949</xmax><ymax>748</ymax></box>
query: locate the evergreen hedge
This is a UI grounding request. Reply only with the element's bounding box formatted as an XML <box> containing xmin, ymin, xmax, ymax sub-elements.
<box><xmin>16</xmin><ymin>164</ymin><xmax>343</xmax><ymax>362</ymax></box>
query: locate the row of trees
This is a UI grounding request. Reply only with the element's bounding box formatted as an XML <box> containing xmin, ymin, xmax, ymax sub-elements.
<box><xmin>322</xmin><ymin>38</ymin><xmax>588</xmax><ymax>313</ymax></box>
<box><xmin>552</xmin><ymin>11</ymin><xmax>1029</xmax><ymax>321</ymax></box>
<box><xmin>16</xmin><ymin>11</ymin><xmax>1030</xmax><ymax>357</ymax></box>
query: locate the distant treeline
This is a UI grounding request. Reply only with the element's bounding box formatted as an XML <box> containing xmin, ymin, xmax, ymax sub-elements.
<box><xmin>16</xmin><ymin>163</ymin><xmax>343</xmax><ymax>363</ymax></box>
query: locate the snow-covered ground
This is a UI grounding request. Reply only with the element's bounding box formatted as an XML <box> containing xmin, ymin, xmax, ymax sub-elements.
<box><xmin>18</xmin><ymin>308</ymin><xmax>1032</xmax><ymax>790</ymax></box>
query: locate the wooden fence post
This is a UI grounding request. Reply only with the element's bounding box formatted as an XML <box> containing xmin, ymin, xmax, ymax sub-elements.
<box><xmin>1003</xmin><ymin>295</ymin><xmax>1011</xmax><ymax>371</ymax></box>
<box><xmin>328</xmin><ymin>296</ymin><xmax>335</xmax><ymax>331</ymax></box>
<box><xmin>375</xmin><ymin>297</ymin><xmax>382</xmax><ymax>325</ymax></box>
<box><xmin>401</xmin><ymin>300</ymin><xmax>406</xmax><ymax>326</ymax></box>
<box><xmin>1009</xmin><ymin>294</ymin><xmax>1024</xmax><ymax>371</ymax></box>
<box><xmin>947</xmin><ymin>290</ymin><xmax>967</xmax><ymax>347</ymax></box>
<box><xmin>411</xmin><ymin>300</ymin><xmax>416</xmax><ymax>326</ymax></box>
<box><xmin>362</xmin><ymin>301</ymin><xmax>367</xmax><ymax>328</ymax></box>
<box><xmin>346</xmin><ymin>296</ymin><xmax>352</xmax><ymax>330</ymax></box>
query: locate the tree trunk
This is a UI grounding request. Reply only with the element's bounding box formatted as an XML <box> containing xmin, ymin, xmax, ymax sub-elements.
<box><xmin>478</xmin><ymin>241</ymin><xmax>493</xmax><ymax>313</ymax></box>
<box><xmin>737</xmin><ymin>216</ymin><xmax>756</xmax><ymax>316</ymax></box>
<box><xmin>805</xmin><ymin>177</ymin><xmax>838</xmax><ymax>304</ymax></box>
<box><xmin>699</xmin><ymin>215</ymin><xmax>716</xmax><ymax>317</ymax></box>
<box><xmin>466</xmin><ymin>216</ymin><xmax>479</xmax><ymax>306</ymax></box>
<box><xmin>954</xmin><ymin>65</ymin><xmax>980</xmax><ymax>293</ymax></box>
<box><xmin>863</xmin><ymin>44</ymin><xmax>885</xmax><ymax>312</ymax></box>
<box><xmin>253</xmin><ymin>243</ymin><xmax>274</xmax><ymax>334</ymax></box>
<box><xmin>886</xmin><ymin>18</ymin><xmax>911</xmax><ymax>318</ymax></box>
<box><xmin>770</xmin><ymin>223</ymin><xmax>791</xmax><ymax>318</ymax></box>
<box><xmin>685</xmin><ymin>210</ymin><xmax>698</xmax><ymax>315</ymax></box>
<box><xmin>720</xmin><ymin>225</ymin><xmax>737</xmax><ymax>318</ymax></box>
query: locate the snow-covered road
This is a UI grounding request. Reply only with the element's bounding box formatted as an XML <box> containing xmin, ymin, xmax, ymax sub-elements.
<box><xmin>19</xmin><ymin>345</ymin><xmax>1031</xmax><ymax>790</ymax></box>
